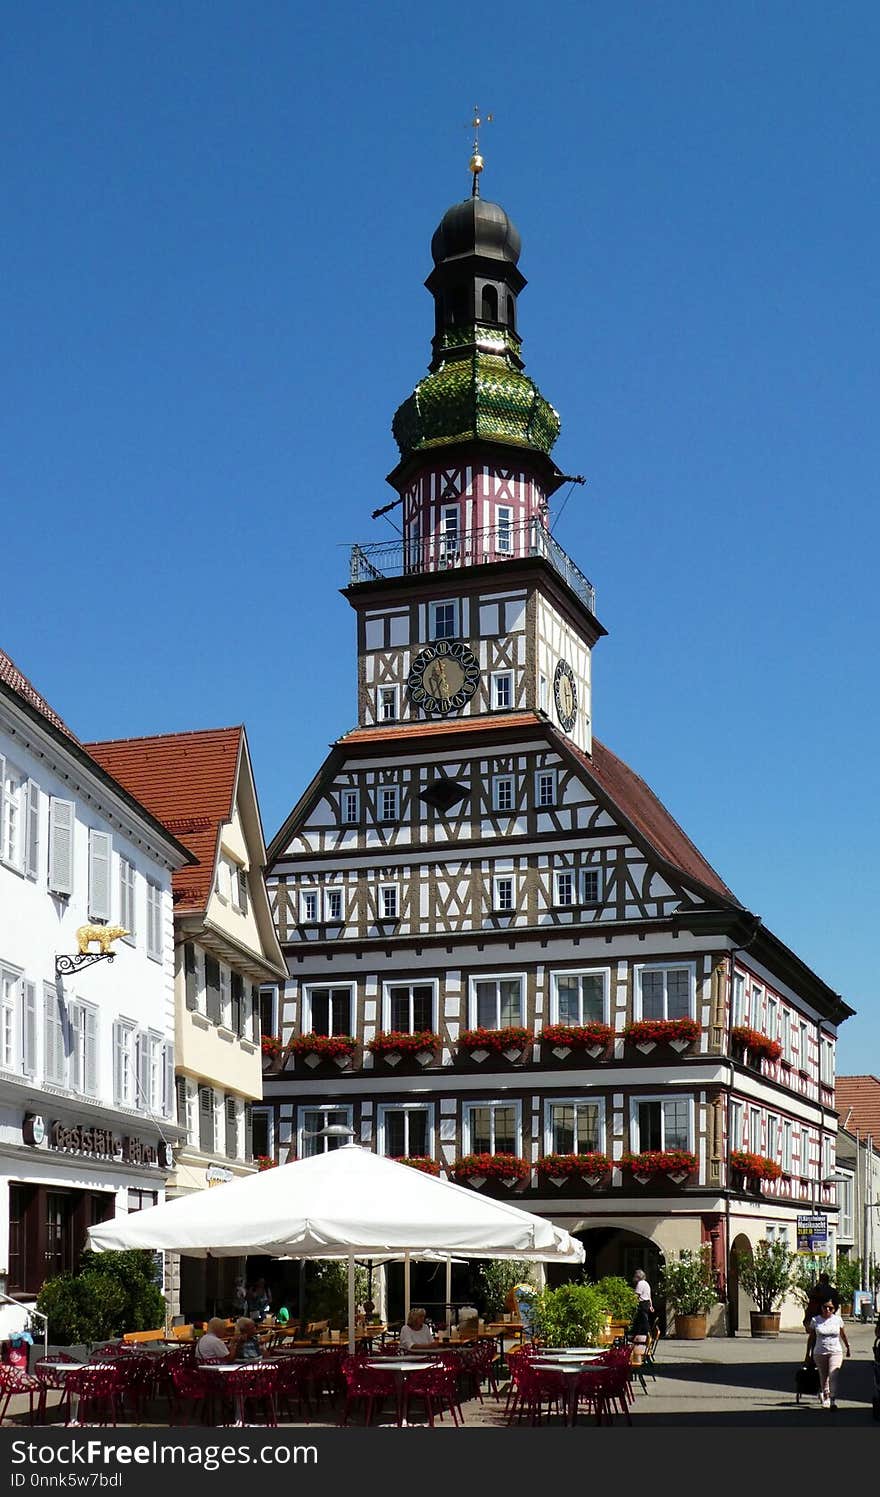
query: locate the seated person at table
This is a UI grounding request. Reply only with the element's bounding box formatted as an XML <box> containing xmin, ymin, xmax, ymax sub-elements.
<box><xmin>196</xmin><ymin>1318</ymin><xmax>230</xmax><ymax>1361</ymax></box>
<box><xmin>399</xmin><ymin>1308</ymin><xmax>435</xmax><ymax>1353</ymax></box>
<box><xmin>229</xmin><ymin>1317</ymin><xmax>262</xmax><ymax>1362</ymax></box>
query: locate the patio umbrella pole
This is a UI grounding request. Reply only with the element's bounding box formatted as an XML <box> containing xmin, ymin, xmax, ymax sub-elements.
<box><xmin>347</xmin><ymin>1254</ymin><xmax>356</xmax><ymax>1356</ymax></box>
<box><xmin>445</xmin><ymin>1255</ymin><xmax>452</xmax><ymax>1330</ymax></box>
<box><xmin>404</xmin><ymin>1251</ymin><xmax>411</xmax><ymax>1323</ymax></box>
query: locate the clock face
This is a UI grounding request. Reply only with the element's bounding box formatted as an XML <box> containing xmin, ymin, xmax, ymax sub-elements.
<box><xmin>554</xmin><ymin>659</ymin><xmax>578</xmax><ymax>733</ymax></box>
<box><xmin>408</xmin><ymin>640</ymin><xmax>481</xmax><ymax>716</ymax></box>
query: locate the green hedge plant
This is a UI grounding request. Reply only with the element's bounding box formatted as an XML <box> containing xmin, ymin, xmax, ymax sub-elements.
<box><xmin>476</xmin><ymin>1261</ymin><xmax>535</xmax><ymax>1321</ymax></box>
<box><xmin>595</xmin><ymin>1276</ymin><xmax>638</xmax><ymax>1323</ymax></box>
<box><xmin>658</xmin><ymin>1248</ymin><xmax>718</xmax><ymax>1317</ymax></box>
<box><xmin>37</xmin><ymin>1250</ymin><xmax>164</xmax><ymax>1345</ymax></box>
<box><xmin>531</xmin><ymin>1283</ymin><xmax>605</xmax><ymax>1347</ymax></box>
<box><xmin>735</xmin><ymin>1241</ymin><xmax>795</xmax><ymax>1314</ymax></box>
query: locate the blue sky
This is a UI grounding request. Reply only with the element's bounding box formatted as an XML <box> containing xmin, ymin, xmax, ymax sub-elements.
<box><xmin>2</xmin><ymin>2</ymin><xmax>877</xmax><ymax>1070</ymax></box>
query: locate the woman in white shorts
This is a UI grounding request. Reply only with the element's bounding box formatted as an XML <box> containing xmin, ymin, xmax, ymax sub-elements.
<box><xmin>806</xmin><ymin>1297</ymin><xmax>851</xmax><ymax>1409</ymax></box>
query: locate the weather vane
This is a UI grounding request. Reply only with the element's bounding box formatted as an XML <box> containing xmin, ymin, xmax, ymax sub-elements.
<box><xmin>468</xmin><ymin>105</ymin><xmax>493</xmax><ymax>197</ymax></box>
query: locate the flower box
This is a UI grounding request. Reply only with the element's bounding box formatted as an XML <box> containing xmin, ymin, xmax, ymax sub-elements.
<box><xmin>260</xmin><ymin>1035</ymin><xmax>282</xmax><ymax>1058</ymax></box>
<box><xmin>625</xmin><ymin>1019</ymin><xmax>701</xmax><ymax>1050</ymax></box>
<box><xmin>541</xmin><ymin>1022</ymin><xmax>614</xmax><ymax>1055</ymax></box>
<box><xmin>458</xmin><ymin>1027</ymin><xmax>531</xmax><ymax>1058</ymax></box>
<box><xmin>366</xmin><ymin>1031</ymin><xmax>440</xmax><ymax>1063</ymax></box>
<box><xmin>620</xmin><ymin>1150</ymin><xmax>698</xmax><ymax>1180</ymax></box>
<box><xmin>393</xmin><ymin>1156</ymin><xmax>441</xmax><ymax>1176</ymax></box>
<box><xmin>537</xmin><ymin>1152</ymin><xmax>612</xmax><ymax>1182</ymax></box>
<box><xmin>730</xmin><ymin>1150</ymin><xmax>783</xmax><ymax>1183</ymax></box>
<box><xmin>254</xmin><ymin>1155</ymin><xmax>276</xmax><ymax>1171</ymax></box>
<box><xmin>451</xmin><ymin>1153</ymin><xmax>530</xmax><ymax>1185</ymax></box>
<box><xmin>730</xmin><ymin>1026</ymin><xmax>783</xmax><ymax>1064</ymax></box>
<box><xmin>289</xmin><ymin>1033</ymin><xmax>358</xmax><ymax>1063</ymax></box>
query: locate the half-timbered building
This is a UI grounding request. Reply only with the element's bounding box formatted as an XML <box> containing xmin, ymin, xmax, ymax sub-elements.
<box><xmin>263</xmin><ymin>180</ymin><xmax>853</xmax><ymax>1331</ymax></box>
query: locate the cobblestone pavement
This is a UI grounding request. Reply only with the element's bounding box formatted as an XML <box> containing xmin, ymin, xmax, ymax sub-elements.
<box><xmin>3</xmin><ymin>1325</ymin><xmax>877</xmax><ymax>1430</ymax></box>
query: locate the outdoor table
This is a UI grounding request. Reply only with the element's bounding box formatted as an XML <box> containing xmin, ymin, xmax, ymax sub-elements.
<box><xmin>532</xmin><ymin>1356</ymin><xmax>605</xmax><ymax>1425</ymax></box>
<box><xmin>35</xmin><ymin>1362</ymin><xmax>116</xmax><ymax>1426</ymax></box>
<box><xmin>365</xmin><ymin>1359</ymin><xmax>435</xmax><ymax>1426</ymax></box>
<box><xmin>199</xmin><ymin>1362</ymin><xmax>259</xmax><ymax>1426</ymax></box>
<box><xmin>486</xmin><ymin>1322</ymin><xmax>525</xmax><ymax>1373</ymax></box>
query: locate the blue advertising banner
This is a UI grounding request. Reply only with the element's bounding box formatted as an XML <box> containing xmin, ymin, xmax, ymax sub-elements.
<box><xmin>796</xmin><ymin>1213</ymin><xmax>828</xmax><ymax>1252</ymax></box>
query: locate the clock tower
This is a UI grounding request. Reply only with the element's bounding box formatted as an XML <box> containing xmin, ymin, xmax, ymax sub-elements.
<box><xmin>346</xmin><ymin>188</ymin><xmax>605</xmax><ymax>756</ymax></box>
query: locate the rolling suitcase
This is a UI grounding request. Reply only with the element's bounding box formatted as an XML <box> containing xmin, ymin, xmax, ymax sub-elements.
<box><xmin>795</xmin><ymin>1361</ymin><xmax>820</xmax><ymax>1402</ymax></box>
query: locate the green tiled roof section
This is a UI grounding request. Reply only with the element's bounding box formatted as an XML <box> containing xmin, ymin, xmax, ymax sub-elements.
<box><xmin>392</xmin><ymin>352</ymin><xmax>561</xmax><ymax>457</ymax></box>
<box><xmin>437</xmin><ymin>325</ymin><xmax>522</xmax><ymax>357</ymax></box>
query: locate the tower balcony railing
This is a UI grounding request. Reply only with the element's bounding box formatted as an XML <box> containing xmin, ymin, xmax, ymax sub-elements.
<box><xmin>348</xmin><ymin>518</ymin><xmax>596</xmax><ymax>614</ymax></box>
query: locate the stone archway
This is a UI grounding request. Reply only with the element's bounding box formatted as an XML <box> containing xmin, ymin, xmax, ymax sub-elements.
<box><xmin>546</xmin><ymin>1226</ymin><xmax>667</xmax><ymax>1332</ymax></box>
<box><xmin>728</xmin><ymin>1234</ymin><xmax>752</xmax><ymax>1336</ymax></box>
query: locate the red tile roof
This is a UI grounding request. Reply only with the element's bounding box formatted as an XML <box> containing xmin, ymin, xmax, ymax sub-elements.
<box><xmin>340</xmin><ymin>713</ymin><xmax>540</xmax><ymax>745</ymax></box>
<box><xmin>0</xmin><ymin>648</ymin><xmax>78</xmax><ymax>742</ymax></box>
<box><xmin>85</xmin><ymin>727</ymin><xmax>242</xmax><ymax>912</ymax></box>
<box><xmin>835</xmin><ymin>1076</ymin><xmax>880</xmax><ymax>1138</ymax></box>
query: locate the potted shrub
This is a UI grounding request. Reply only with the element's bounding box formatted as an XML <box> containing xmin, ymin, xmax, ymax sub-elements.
<box><xmin>658</xmin><ymin>1247</ymin><xmax>718</xmax><ymax>1338</ymax></box>
<box><xmin>735</xmin><ymin>1240</ymin><xmax>795</xmax><ymax>1336</ymax></box>
<box><xmin>834</xmin><ymin>1257</ymin><xmax>861</xmax><ymax>1317</ymax></box>
<box><xmin>595</xmin><ymin>1276</ymin><xmax>639</xmax><ymax>1341</ymax></box>
<box><xmin>476</xmin><ymin>1261</ymin><xmax>535</xmax><ymax>1322</ymax></box>
<box><xmin>531</xmin><ymin>1282</ymin><xmax>606</xmax><ymax>1348</ymax></box>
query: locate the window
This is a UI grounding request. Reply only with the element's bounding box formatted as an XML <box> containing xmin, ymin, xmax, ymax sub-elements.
<box><xmin>341</xmin><ymin>788</ymin><xmax>360</xmax><ymax>824</ymax></box>
<box><xmin>384</xmin><ymin>981</ymin><xmax>434</xmax><ymax>1034</ymax></box>
<box><xmin>636</xmin><ymin>964</ymin><xmax>693</xmax><ymax>1021</ymax></box>
<box><xmin>258</xmin><ymin>985</ymin><xmax>277</xmax><ymax>1038</ymax></box>
<box><xmin>819</xmin><ymin>1037</ymin><xmax>834</xmax><ymax>1087</ymax></box>
<box><xmin>88</xmin><ymin>829</ymin><xmax>112</xmax><ymax>921</ymax></box>
<box><xmin>439</xmin><ymin>509</ymin><xmax>459</xmax><ymax>561</ymax></box>
<box><xmin>535</xmin><ymin>770</ymin><xmax>556</xmax><ymax>808</ymax></box>
<box><xmin>379</xmin><ymin>1103</ymin><xmax>433</xmax><ymax>1158</ymax></box>
<box><xmin>0</xmin><ymin>965</ymin><xmax>21</xmax><ymax>1071</ymax></box>
<box><xmin>225</xmin><ymin>1096</ymin><xmax>239</xmax><ymax>1159</ymax></box>
<box><xmin>464</xmin><ymin>1100</ymin><xmax>520</xmax><ymax>1155</ymax></box>
<box><xmin>782</xmin><ymin>1120</ymin><xmax>792</xmax><ymax>1172</ymax></box>
<box><xmin>198</xmin><ymin>1086</ymin><xmax>215</xmax><ymax>1152</ymax></box>
<box><xmin>471</xmin><ymin>975</ymin><xmax>523</xmax><ymax>1029</ymax></box>
<box><xmin>539</xmin><ymin>674</ymin><xmax>548</xmax><ymax>713</ymax></box>
<box><xmin>580</xmin><ymin>868</ymin><xmax>602</xmax><ymax>904</ymax></box>
<box><xmin>219</xmin><ymin>965</ymin><xmax>232</xmax><ymax>1027</ymax></box>
<box><xmin>493</xmin><ymin>875</ymin><xmax>514</xmax><ymax>912</ymax></box>
<box><xmin>48</xmin><ymin>797</ymin><xmax>74</xmax><ymax>895</ymax></box>
<box><xmin>767</xmin><ymin>1114</ymin><xmax>779</xmax><ymax>1159</ymax></box>
<box><xmin>837</xmin><ymin>1174</ymin><xmax>854</xmax><ymax>1238</ymax></box>
<box><xmin>729</xmin><ymin>1099</ymin><xmax>743</xmax><ymax>1152</ymax></box>
<box><xmin>732</xmin><ymin>973</ymin><xmax>745</xmax><ymax>1027</ymax></box>
<box><xmin>632</xmin><ymin>1096</ymin><xmax>692</xmax><ymax>1153</ymax></box>
<box><xmin>379</xmin><ymin>884</ymin><xmax>398</xmax><ymax>920</ymax></box>
<box><xmin>749</xmin><ymin>1106</ymin><xmax>761</xmax><ymax>1152</ymax></box>
<box><xmin>251</xmin><ymin>1107</ymin><xmax>273</xmax><ymax>1161</ymax></box>
<box><xmin>781</xmin><ymin>1008</ymin><xmax>792</xmax><ymax>1062</ymax></box>
<box><xmin>300</xmin><ymin>890</ymin><xmax>319</xmax><ymax>924</ymax></box>
<box><xmin>750</xmin><ymin>985</ymin><xmax>763</xmax><ymax>1028</ymax></box>
<box><xmin>324</xmin><ymin>887</ymin><xmax>343</xmax><ymax>923</ymax></box>
<box><xmin>299</xmin><ymin>1105</ymin><xmax>353</xmax><ymax>1157</ymax></box>
<box><xmin>430</xmin><ymin>599</ymin><xmax>458</xmax><ymax>640</ymax></box>
<box><xmin>492</xmin><ymin>672</ymin><xmax>512</xmax><ymax>710</ymax></box>
<box><xmin>0</xmin><ymin>759</ymin><xmax>39</xmax><ymax>877</ymax></box>
<box><xmin>551</xmin><ymin>969</ymin><xmax>608</xmax><ymax>1025</ymax></box>
<box><xmin>554</xmin><ymin>869</ymin><xmax>576</xmax><ymax>906</ymax></box>
<box><xmin>481</xmin><ymin>284</ymin><xmax>499</xmax><ymax>322</ymax></box>
<box><xmin>113</xmin><ymin>1020</ymin><xmax>136</xmax><ymax>1107</ymax></box>
<box><xmin>492</xmin><ymin>776</ymin><xmax>514</xmax><ymax>812</ymax></box>
<box><xmin>496</xmin><ymin>505</ymin><xmax>513</xmax><ymax>554</ymax></box>
<box><xmin>378</xmin><ymin>785</ymin><xmax>399</xmax><ymax>822</ymax></box>
<box><xmin>377</xmin><ymin>686</ymin><xmax>399</xmax><ymax>722</ymax></box>
<box><xmin>822</xmin><ymin>1135</ymin><xmax>833</xmax><ymax>1180</ymax></box>
<box><xmin>306</xmin><ymin>985</ymin><xmax>352</xmax><ymax>1037</ymax></box>
<box><xmin>766</xmin><ymin>996</ymin><xmax>777</xmax><ymax>1041</ymax></box>
<box><xmin>546</xmin><ymin>1098</ymin><xmax>603</xmax><ymax>1154</ymax></box>
<box><xmin>69</xmin><ymin>1002</ymin><xmax>98</xmax><ymax>1097</ymax></box>
<box><xmin>44</xmin><ymin>984</ymin><xmax>67</xmax><ymax>1086</ymax></box>
<box><xmin>232</xmin><ymin>867</ymin><xmax>249</xmax><ymax>915</ymax></box>
<box><xmin>119</xmin><ymin>858</ymin><xmax>136</xmax><ymax>943</ymax></box>
<box><xmin>146</xmin><ymin>880</ymin><xmax>163</xmax><ymax>960</ymax></box>
<box><xmin>799</xmin><ymin>1021</ymin><xmax>810</xmax><ymax>1071</ymax></box>
<box><xmin>21</xmin><ymin>979</ymin><xmax>36</xmax><ymax>1076</ymax></box>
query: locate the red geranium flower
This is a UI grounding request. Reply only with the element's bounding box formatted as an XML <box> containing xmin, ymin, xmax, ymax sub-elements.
<box><xmin>367</xmin><ymin>1031</ymin><xmax>440</xmax><ymax>1057</ymax></box>
<box><xmin>731</xmin><ymin>1026</ymin><xmax>783</xmax><ymax>1063</ymax></box>
<box><xmin>458</xmin><ymin>1027</ymin><xmax>531</xmax><ymax>1054</ymax></box>
<box><xmin>393</xmin><ymin>1156</ymin><xmax>441</xmax><ymax>1176</ymax></box>
<box><xmin>625</xmin><ymin>1018</ymin><xmax>701</xmax><ymax>1047</ymax></box>
<box><xmin>289</xmin><ymin>1033</ymin><xmax>357</xmax><ymax>1059</ymax></box>
<box><xmin>730</xmin><ymin>1150</ymin><xmax>783</xmax><ymax>1182</ymax></box>
<box><xmin>542</xmin><ymin>1022</ymin><xmax>614</xmax><ymax>1050</ymax></box>
<box><xmin>451</xmin><ymin>1153</ymin><xmax>530</xmax><ymax>1183</ymax></box>
<box><xmin>537</xmin><ymin>1152</ymin><xmax>612</xmax><ymax>1178</ymax></box>
<box><xmin>620</xmin><ymin>1150</ymin><xmax>697</xmax><ymax>1175</ymax></box>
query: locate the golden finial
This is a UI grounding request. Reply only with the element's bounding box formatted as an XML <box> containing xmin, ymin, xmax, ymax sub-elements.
<box><xmin>468</xmin><ymin>105</ymin><xmax>493</xmax><ymax>197</ymax></box>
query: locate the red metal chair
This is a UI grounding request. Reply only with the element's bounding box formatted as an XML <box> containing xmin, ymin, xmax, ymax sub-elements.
<box><xmin>338</xmin><ymin>1359</ymin><xmax>397</xmax><ymax>1426</ymax></box>
<box><xmin>506</xmin><ymin>1363</ymin><xmax>568</xmax><ymax>1425</ymax></box>
<box><xmin>400</xmin><ymin>1361</ymin><xmax>463</xmax><ymax>1427</ymax></box>
<box><xmin>274</xmin><ymin>1357</ymin><xmax>311</xmax><ymax>1423</ymax></box>
<box><xmin>63</xmin><ymin>1366</ymin><xmax>122</xmax><ymax>1427</ymax></box>
<box><xmin>168</xmin><ymin>1361</ymin><xmax>213</xmax><ymax>1426</ymax></box>
<box><xmin>0</xmin><ymin>1364</ymin><xmax>47</xmax><ymax>1426</ymax></box>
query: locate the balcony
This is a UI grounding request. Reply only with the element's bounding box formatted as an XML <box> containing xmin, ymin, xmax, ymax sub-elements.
<box><xmin>348</xmin><ymin>518</ymin><xmax>596</xmax><ymax>615</ymax></box>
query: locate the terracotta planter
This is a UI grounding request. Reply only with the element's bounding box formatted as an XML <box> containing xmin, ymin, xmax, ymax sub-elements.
<box><xmin>749</xmin><ymin>1311</ymin><xmax>781</xmax><ymax>1338</ymax></box>
<box><xmin>673</xmin><ymin>1313</ymin><xmax>708</xmax><ymax>1340</ymax></box>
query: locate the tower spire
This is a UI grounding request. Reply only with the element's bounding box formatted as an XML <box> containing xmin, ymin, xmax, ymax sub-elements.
<box><xmin>468</xmin><ymin>105</ymin><xmax>492</xmax><ymax>197</ymax></box>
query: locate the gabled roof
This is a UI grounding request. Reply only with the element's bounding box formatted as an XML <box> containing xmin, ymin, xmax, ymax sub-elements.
<box><xmin>85</xmin><ymin>727</ymin><xmax>242</xmax><ymax>913</ymax></box>
<box><xmin>0</xmin><ymin>648</ymin><xmax>78</xmax><ymax>742</ymax></box>
<box><xmin>835</xmin><ymin>1076</ymin><xmax>880</xmax><ymax>1138</ymax></box>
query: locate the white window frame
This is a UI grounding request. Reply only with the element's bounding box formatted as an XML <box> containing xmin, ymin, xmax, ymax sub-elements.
<box><xmin>729</xmin><ymin>1099</ymin><xmax>743</xmax><ymax>1152</ymax></box>
<box><xmin>299</xmin><ymin>889</ymin><xmax>320</xmax><ymax>924</ymax></box>
<box><xmin>549</xmin><ymin>968</ymin><xmax>610</xmax><ymax>1026</ymax></box>
<box><xmin>539</xmin><ymin>674</ymin><xmax>548</xmax><ymax>713</ymax></box>
<box><xmin>193</xmin><ymin>947</ymin><xmax>207</xmax><ymax>1016</ymax></box>
<box><xmin>378</xmin><ymin>883</ymin><xmax>399</xmax><ymax>921</ymax></box>
<box><xmin>579</xmin><ymin>867</ymin><xmax>602</xmax><ymax>905</ymax></box>
<box><xmin>781</xmin><ymin>1008</ymin><xmax>792</xmax><ymax>1062</ymax></box>
<box><xmin>491</xmin><ymin>671</ymin><xmax>513</xmax><ymax>710</ymax></box>
<box><xmin>376</xmin><ymin>685</ymin><xmax>400</xmax><ymax>722</ymax></box>
<box><xmin>463</xmin><ymin>1098</ymin><xmax>522</xmax><ymax>1156</ymax></box>
<box><xmin>113</xmin><ymin>1018</ymin><xmax>137</xmax><ymax>1108</ymax></box>
<box><xmin>438</xmin><ymin>508</ymin><xmax>460</xmax><ymax>561</ymax></box>
<box><xmin>782</xmin><ymin>1119</ymin><xmax>793</xmax><ymax>1172</ymax></box>
<box><xmin>629</xmin><ymin>1094</ymin><xmax>695</xmax><ymax>1154</ymax></box>
<box><xmin>259</xmin><ymin>984</ymin><xmax>278</xmax><ymax>1037</ymax></box>
<box><xmin>492</xmin><ymin>775</ymin><xmax>514</xmax><ymax>812</ymax></box>
<box><xmin>0</xmin><ymin>758</ymin><xmax>25</xmax><ymax>872</ymax></box>
<box><xmin>544</xmin><ymin>1096</ymin><xmax>606</xmax><ymax>1155</ymax></box>
<box><xmin>732</xmin><ymin>972</ymin><xmax>745</xmax><ymax>1028</ymax></box>
<box><xmin>534</xmin><ymin>769</ymin><xmax>557</xmax><ymax>808</ymax></box>
<box><xmin>429</xmin><ymin>598</ymin><xmax>458</xmax><ymax>640</ymax></box>
<box><xmin>381</xmin><ymin>978</ymin><xmax>437</xmax><ymax>1034</ymax></box>
<box><xmin>303</xmin><ymin>984</ymin><xmax>354</xmax><ymax>1037</ymax></box>
<box><xmin>798</xmin><ymin>1020</ymin><xmax>810</xmax><ymax>1072</ymax></box>
<box><xmin>766</xmin><ymin>995</ymin><xmax>778</xmax><ymax>1041</ymax></box>
<box><xmin>492</xmin><ymin>874</ymin><xmax>515</xmax><ymax>913</ymax></box>
<box><xmin>219</xmin><ymin>965</ymin><xmax>232</xmax><ymax>1029</ymax></box>
<box><xmin>341</xmin><ymin>788</ymin><xmax>360</xmax><ymax>825</ymax></box>
<box><xmin>298</xmin><ymin>1103</ymin><xmax>354</xmax><ymax>1158</ymax></box>
<box><xmin>468</xmin><ymin>973</ymin><xmax>525</xmax><ymax>1029</ymax></box>
<box><xmin>377</xmin><ymin>1101</ymin><xmax>435</xmax><ymax>1159</ymax></box>
<box><xmin>323</xmin><ymin>887</ymin><xmax>344</xmax><ymax>923</ymax></box>
<box><xmin>119</xmin><ymin>856</ymin><xmax>137</xmax><ymax>944</ymax></box>
<box><xmin>634</xmin><ymin>962</ymin><xmax>696</xmax><ymax>1021</ymax></box>
<box><xmin>750</xmin><ymin>984</ymin><xmax>764</xmax><ymax>1028</ymax></box>
<box><xmin>767</xmin><ymin>1113</ymin><xmax>779</xmax><ymax>1159</ymax></box>
<box><xmin>250</xmin><ymin>1106</ymin><xmax>274</xmax><ymax>1162</ymax></box>
<box><xmin>69</xmin><ymin>999</ymin><xmax>99</xmax><ymax>1098</ymax></box>
<box><xmin>496</xmin><ymin>505</ymin><xmax>514</xmax><ymax>554</ymax></box>
<box><xmin>146</xmin><ymin>879</ymin><xmax>163</xmax><ymax>961</ymax></box>
<box><xmin>0</xmin><ymin>964</ymin><xmax>22</xmax><ymax>1071</ymax></box>
<box><xmin>819</xmin><ymin>1036</ymin><xmax>834</xmax><ymax>1087</ymax></box>
<box><xmin>553</xmin><ymin>868</ymin><xmax>576</xmax><ymax>907</ymax></box>
<box><xmin>377</xmin><ymin>785</ymin><xmax>399</xmax><ymax>822</ymax></box>
<box><xmin>749</xmin><ymin>1105</ymin><xmax>762</xmax><ymax>1153</ymax></box>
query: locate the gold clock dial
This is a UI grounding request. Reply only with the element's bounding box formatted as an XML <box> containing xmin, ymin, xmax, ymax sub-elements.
<box><xmin>553</xmin><ymin>659</ymin><xmax>578</xmax><ymax>733</ymax></box>
<box><xmin>408</xmin><ymin>640</ymin><xmax>481</xmax><ymax>716</ymax></box>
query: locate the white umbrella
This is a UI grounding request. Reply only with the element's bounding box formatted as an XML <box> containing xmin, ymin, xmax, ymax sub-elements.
<box><xmin>88</xmin><ymin>1145</ymin><xmax>583</xmax><ymax>1351</ymax></box>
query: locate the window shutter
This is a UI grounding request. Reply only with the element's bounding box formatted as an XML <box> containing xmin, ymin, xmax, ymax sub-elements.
<box><xmin>199</xmin><ymin>1086</ymin><xmax>214</xmax><ymax>1152</ymax></box>
<box><xmin>88</xmin><ymin>829</ymin><xmax>112</xmax><ymax>920</ymax></box>
<box><xmin>163</xmin><ymin>1042</ymin><xmax>174</xmax><ymax>1117</ymax></box>
<box><xmin>225</xmin><ymin>1096</ymin><xmax>238</xmax><ymax>1158</ymax></box>
<box><xmin>22</xmin><ymin>980</ymin><xmax>37</xmax><ymax>1075</ymax></box>
<box><xmin>175</xmin><ymin>1076</ymin><xmax>187</xmax><ymax>1127</ymax></box>
<box><xmin>25</xmin><ymin>780</ymin><xmax>40</xmax><ymax>880</ymax></box>
<box><xmin>84</xmin><ymin>1008</ymin><xmax>98</xmax><ymax>1096</ymax></box>
<box><xmin>112</xmin><ymin>1020</ymin><xmax>124</xmax><ymax>1104</ymax></box>
<box><xmin>251</xmin><ymin>989</ymin><xmax>260</xmax><ymax>1044</ymax></box>
<box><xmin>0</xmin><ymin>755</ymin><xmax>5</xmax><ymax>857</ymax></box>
<box><xmin>231</xmin><ymin>972</ymin><xmax>243</xmax><ymax>1035</ymax></box>
<box><xmin>146</xmin><ymin>882</ymin><xmax>162</xmax><ymax>959</ymax></box>
<box><xmin>136</xmin><ymin>1031</ymin><xmax>150</xmax><ymax>1108</ymax></box>
<box><xmin>237</xmin><ymin>869</ymin><xmax>249</xmax><ymax>915</ymax></box>
<box><xmin>205</xmin><ymin>956</ymin><xmax>221</xmax><ymax>1023</ymax></box>
<box><xmin>244</xmin><ymin>1101</ymin><xmax>254</xmax><ymax>1162</ymax></box>
<box><xmin>45</xmin><ymin>986</ymin><xmax>66</xmax><ymax>1085</ymax></box>
<box><xmin>48</xmin><ymin>798</ymin><xmax>75</xmax><ymax>896</ymax></box>
<box><xmin>184</xmin><ymin>943</ymin><xmax>198</xmax><ymax>1010</ymax></box>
